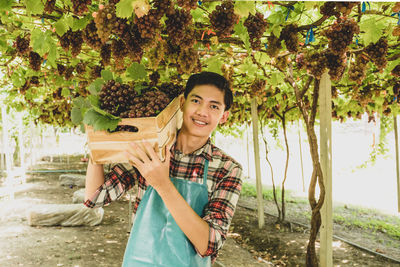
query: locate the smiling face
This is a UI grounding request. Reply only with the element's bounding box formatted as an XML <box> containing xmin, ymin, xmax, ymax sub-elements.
<box><xmin>180</xmin><ymin>84</ymin><xmax>229</xmax><ymax>140</ymax></box>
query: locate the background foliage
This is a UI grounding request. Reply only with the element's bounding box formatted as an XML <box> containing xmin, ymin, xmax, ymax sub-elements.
<box><xmin>0</xmin><ymin>0</ymin><xmax>398</xmax><ymax>132</ymax></box>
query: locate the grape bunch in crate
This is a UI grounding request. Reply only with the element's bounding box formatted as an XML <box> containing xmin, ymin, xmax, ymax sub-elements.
<box><xmin>97</xmin><ymin>78</ymin><xmax>183</xmax><ymax>133</ymax></box>
<box><xmin>86</xmin><ymin>76</ymin><xmax>184</xmax><ymax>164</ymax></box>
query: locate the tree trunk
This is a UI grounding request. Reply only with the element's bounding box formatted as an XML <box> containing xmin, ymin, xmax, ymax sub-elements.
<box><xmin>260</xmin><ymin>123</ymin><xmax>281</xmax><ymax>220</ymax></box>
<box><xmin>281</xmin><ymin>115</ymin><xmax>290</xmax><ymax>222</ymax></box>
<box><xmin>251</xmin><ymin>98</ymin><xmax>265</xmax><ymax>229</ymax></box>
<box><xmin>270</xmin><ymin>108</ymin><xmax>293</xmax><ymax>223</ymax></box>
<box><xmin>298</xmin><ymin>120</ymin><xmax>306</xmax><ymax>192</ymax></box>
<box><xmin>394</xmin><ymin>114</ymin><xmax>400</xmax><ymax>212</ymax></box>
<box><xmin>286</xmin><ymin>70</ymin><xmax>326</xmax><ymax>266</ymax></box>
<box><xmin>305</xmin><ymin>129</ymin><xmax>325</xmax><ymax>267</ymax></box>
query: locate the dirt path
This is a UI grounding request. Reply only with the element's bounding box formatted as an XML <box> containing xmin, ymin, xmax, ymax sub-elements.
<box><xmin>0</xmin><ymin>158</ymin><xmax>399</xmax><ymax>266</ymax></box>
<box><xmin>237</xmin><ymin>197</ymin><xmax>400</xmax><ymax>266</ymax></box>
<box><xmin>230</xmin><ymin>204</ymin><xmax>400</xmax><ymax>266</ymax></box>
<box><xmin>0</xmin><ymin>162</ymin><xmax>264</xmax><ymax>267</ymax></box>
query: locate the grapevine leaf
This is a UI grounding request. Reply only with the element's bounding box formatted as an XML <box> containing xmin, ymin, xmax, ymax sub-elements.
<box><xmin>203</xmin><ymin>2</ymin><xmax>219</xmax><ymax>13</ymax></box>
<box><xmin>88</xmin><ymin>95</ymin><xmax>100</xmax><ymax>108</ymax></box>
<box><xmin>234</xmin><ymin>1</ymin><xmax>256</xmax><ymax>17</ymax></box>
<box><xmin>267</xmin><ymin>10</ymin><xmax>285</xmax><ymax>25</ymax></box>
<box><xmin>30</xmin><ymin>107</ymin><xmax>40</xmax><ymax>117</ymax></box>
<box><xmin>47</xmin><ymin>42</ymin><xmax>57</xmax><ymax>68</ymax></box>
<box><xmin>14</xmin><ymin>104</ymin><xmax>24</xmax><ymax>112</ymax></box>
<box><xmin>25</xmin><ymin>0</ymin><xmax>44</xmax><ymax>15</ymax></box>
<box><xmin>54</xmin><ymin>18</ymin><xmax>70</xmax><ymax>36</ymax></box>
<box><xmin>116</xmin><ymin>0</ymin><xmax>134</xmax><ymax>18</ymax></box>
<box><xmin>101</xmin><ymin>69</ymin><xmax>113</xmax><ymax>81</ymax></box>
<box><xmin>71</xmin><ymin>15</ymin><xmax>91</xmax><ymax>31</ymax></box>
<box><xmin>134</xmin><ymin>83</ymin><xmax>147</xmax><ymax>94</ymax></box>
<box><xmin>204</xmin><ymin>56</ymin><xmax>223</xmax><ymax>75</ymax></box>
<box><xmin>65</xmin><ymin>15</ymin><xmax>74</xmax><ymax>28</ymax></box>
<box><xmin>61</xmin><ymin>88</ymin><xmax>70</xmax><ymax>97</ymax></box>
<box><xmin>83</xmin><ymin>109</ymin><xmax>120</xmax><ymax>131</ymax></box>
<box><xmin>126</xmin><ymin>62</ymin><xmax>147</xmax><ymax>80</ymax></box>
<box><xmin>11</xmin><ymin>72</ymin><xmax>26</xmax><ymax>88</ymax></box>
<box><xmin>86</xmin><ymin>95</ymin><xmax>121</xmax><ymax>120</ymax></box>
<box><xmin>95</xmin><ymin>116</ymin><xmax>120</xmax><ymax>132</ymax></box>
<box><xmin>0</xmin><ymin>36</ymin><xmax>7</xmax><ymax>52</ymax></box>
<box><xmin>238</xmin><ymin>57</ymin><xmax>258</xmax><ymax>78</ymax></box>
<box><xmin>266</xmin><ymin>97</ymin><xmax>275</xmax><ymax>107</ymax></box>
<box><xmin>270</xmin><ymin>72</ymin><xmax>284</xmax><ymax>86</ymax></box>
<box><xmin>191</xmin><ymin>8</ymin><xmax>204</xmax><ymax>22</ymax></box>
<box><xmin>360</xmin><ymin>18</ymin><xmax>384</xmax><ymax>45</ymax></box>
<box><xmin>304</xmin><ymin>1</ymin><xmax>319</xmax><ymax>10</ymax></box>
<box><xmin>115</xmin><ymin>77</ymin><xmax>123</xmax><ymax>84</ymax></box>
<box><xmin>255</xmin><ymin>51</ymin><xmax>269</xmax><ymax>66</ymax></box>
<box><xmin>55</xmin><ymin>76</ymin><xmax>66</xmax><ymax>86</ymax></box>
<box><xmin>71</xmin><ymin>58</ymin><xmax>80</xmax><ymax>65</ymax></box>
<box><xmin>71</xmin><ymin>106</ymin><xmax>83</xmax><ymax>125</ymax></box>
<box><xmin>63</xmin><ymin>0</ymin><xmax>72</xmax><ymax>9</ymax></box>
<box><xmin>386</xmin><ymin>59</ymin><xmax>400</xmax><ymax>72</ymax></box>
<box><xmin>73</xmin><ymin>96</ymin><xmax>91</xmax><ymax>109</ymax></box>
<box><xmin>0</xmin><ymin>0</ymin><xmax>12</xmax><ymax>10</ymax></box>
<box><xmin>91</xmin><ymin>105</ymin><xmax>120</xmax><ymax>120</ymax></box>
<box><xmin>271</xmin><ymin>25</ymin><xmax>281</xmax><ymax>38</ymax></box>
<box><xmin>25</xmin><ymin>89</ymin><xmax>34</xmax><ymax>101</ymax></box>
<box><xmin>88</xmin><ymin>78</ymin><xmax>104</xmax><ymax>95</ymax></box>
<box><xmin>234</xmin><ymin>20</ymin><xmax>250</xmax><ymax>52</ymax></box>
<box><xmin>31</xmin><ymin>29</ymin><xmax>52</xmax><ymax>56</ymax></box>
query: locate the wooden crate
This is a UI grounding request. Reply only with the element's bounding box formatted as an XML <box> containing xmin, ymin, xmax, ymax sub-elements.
<box><xmin>86</xmin><ymin>96</ymin><xmax>182</xmax><ymax>164</ymax></box>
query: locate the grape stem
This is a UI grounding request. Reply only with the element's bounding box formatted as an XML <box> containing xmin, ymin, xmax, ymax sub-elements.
<box><xmin>10</xmin><ymin>6</ymin><xmax>62</xmax><ymax>20</ymax></box>
<box><xmin>0</xmin><ymin>53</ymin><xmax>17</xmax><ymax>67</ymax></box>
<box><xmin>363</xmin><ymin>10</ymin><xmax>400</xmax><ymax>19</ymax></box>
<box><xmin>250</xmin><ymin>53</ymin><xmax>268</xmax><ymax>78</ymax></box>
<box><xmin>197</xmin><ymin>5</ymin><xmax>210</xmax><ymax>15</ymax></box>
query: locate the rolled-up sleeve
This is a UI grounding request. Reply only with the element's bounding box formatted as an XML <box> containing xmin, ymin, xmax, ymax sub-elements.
<box><xmin>84</xmin><ymin>163</ymin><xmax>137</xmax><ymax>208</ymax></box>
<box><xmin>201</xmin><ymin>165</ymin><xmax>243</xmax><ymax>258</ymax></box>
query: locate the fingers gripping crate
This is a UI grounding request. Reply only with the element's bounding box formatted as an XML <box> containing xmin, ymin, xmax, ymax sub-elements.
<box><xmin>86</xmin><ymin>96</ymin><xmax>182</xmax><ymax>164</ymax></box>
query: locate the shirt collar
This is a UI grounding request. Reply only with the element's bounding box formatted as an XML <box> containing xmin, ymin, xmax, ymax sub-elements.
<box><xmin>171</xmin><ymin>138</ymin><xmax>213</xmax><ymax>161</ymax></box>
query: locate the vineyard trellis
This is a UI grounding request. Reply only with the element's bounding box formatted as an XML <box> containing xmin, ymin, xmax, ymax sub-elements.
<box><xmin>0</xmin><ymin>1</ymin><xmax>400</xmax><ymax>266</ymax></box>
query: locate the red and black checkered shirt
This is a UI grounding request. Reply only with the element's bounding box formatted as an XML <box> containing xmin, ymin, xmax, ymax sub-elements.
<box><xmin>84</xmin><ymin>139</ymin><xmax>243</xmax><ymax>262</ymax></box>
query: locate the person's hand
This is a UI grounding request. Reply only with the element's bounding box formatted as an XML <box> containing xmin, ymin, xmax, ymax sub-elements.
<box><xmin>124</xmin><ymin>141</ymin><xmax>171</xmax><ymax>191</ymax></box>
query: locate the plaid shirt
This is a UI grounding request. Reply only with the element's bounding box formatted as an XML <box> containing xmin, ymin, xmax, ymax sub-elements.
<box><xmin>84</xmin><ymin>139</ymin><xmax>243</xmax><ymax>262</ymax></box>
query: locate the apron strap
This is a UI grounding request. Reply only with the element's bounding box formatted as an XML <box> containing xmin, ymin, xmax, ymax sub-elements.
<box><xmin>203</xmin><ymin>159</ymin><xmax>209</xmax><ymax>186</ymax></box>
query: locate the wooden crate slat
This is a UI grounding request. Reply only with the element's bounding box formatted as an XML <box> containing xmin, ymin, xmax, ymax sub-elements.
<box><xmin>86</xmin><ymin>127</ymin><xmax>158</xmax><ymax>142</ymax></box>
<box><xmin>87</xmin><ymin>96</ymin><xmax>182</xmax><ymax>164</ymax></box>
<box><xmin>89</xmin><ymin>139</ymin><xmax>158</xmax><ymax>164</ymax></box>
<box><xmin>157</xmin><ymin>96</ymin><xmax>181</xmax><ymax>129</ymax></box>
<box><xmin>118</xmin><ymin>117</ymin><xmax>158</xmax><ymax>132</ymax></box>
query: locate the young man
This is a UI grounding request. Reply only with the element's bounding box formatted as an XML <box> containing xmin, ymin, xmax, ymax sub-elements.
<box><xmin>84</xmin><ymin>72</ymin><xmax>243</xmax><ymax>266</ymax></box>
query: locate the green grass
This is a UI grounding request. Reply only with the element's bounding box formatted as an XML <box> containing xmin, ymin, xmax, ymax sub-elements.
<box><xmin>241</xmin><ymin>182</ymin><xmax>285</xmax><ymax>202</ymax></box>
<box><xmin>240</xmin><ymin>182</ymin><xmax>309</xmax><ymax>205</ymax></box>
<box><xmin>332</xmin><ymin>205</ymin><xmax>400</xmax><ymax>240</ymax></box>
<box><xmin>333</xmin><ymin>214</ymin><xmax>400</xmax><ymax>240</ymax></box>
<box><xmin>240</xmin><ymin>182</ymin><xmax>400</xmax><ymax>241</ymax></box>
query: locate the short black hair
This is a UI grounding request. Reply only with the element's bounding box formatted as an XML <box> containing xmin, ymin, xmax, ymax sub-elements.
<box><xmin>184</xmin><ymin>71</ymin><xmax>233</xmax><ymax>111</ymax></box>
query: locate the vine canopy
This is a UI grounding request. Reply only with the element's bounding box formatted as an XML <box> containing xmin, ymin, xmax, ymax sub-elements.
<box><xmin>0</xmin><ymin>0</ymin><xmax>398</xmax><ymax>131</ymax></box>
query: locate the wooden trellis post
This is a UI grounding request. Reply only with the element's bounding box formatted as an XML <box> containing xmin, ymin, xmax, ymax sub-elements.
<box><xmin>1</xmin><ymin>106</ymin><xmax>14</xmax><ymax>200</ymax></box>
<box><xmin>319</xmin><ymin>72</ymin><xmax>333</xmax><ymax>266</ymax></box>
<box><xmin>251</xmin><ymin>98</ymin><xmax>264</xmax><ymax>229</ymax></box>
<box><xmin>394</xmin><ymin>114</ymin><xmax>400</xmax><ymax>213</ymax></box>
<box><xmin>0</xmin><ymin>124</ymin><xmax>4</xmax><ymax>171</ymax></box>
<box><xmin>246</xmin><ymin>124</ymin><xmax>251</xmax><ymax>179</ymax></box>
<box><xmin>298</xmin><ymin>120</ymin><xmax>305</xmax><ymax>192</ymax></box>
<box><xmin>18</xmin><ymin>113</ymin><xmax>25</xmax><ymax>170</ymax></box>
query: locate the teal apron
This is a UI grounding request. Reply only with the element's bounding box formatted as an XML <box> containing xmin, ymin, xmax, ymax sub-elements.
<box><xmin>122</xmin><ymin>160</ymin><xmax>211</xmax><ymax>267</ymax></box>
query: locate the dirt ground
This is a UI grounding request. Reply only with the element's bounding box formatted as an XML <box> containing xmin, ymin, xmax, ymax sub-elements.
<box><xmin>0</xmin><ymin>157</ymin><xmax>399</xmax><ymax>266</ymax></box>
<box><xmin>229</xmin><ymin>205</ymin><xmax>400</xmax><ymax>266</ymax></box>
